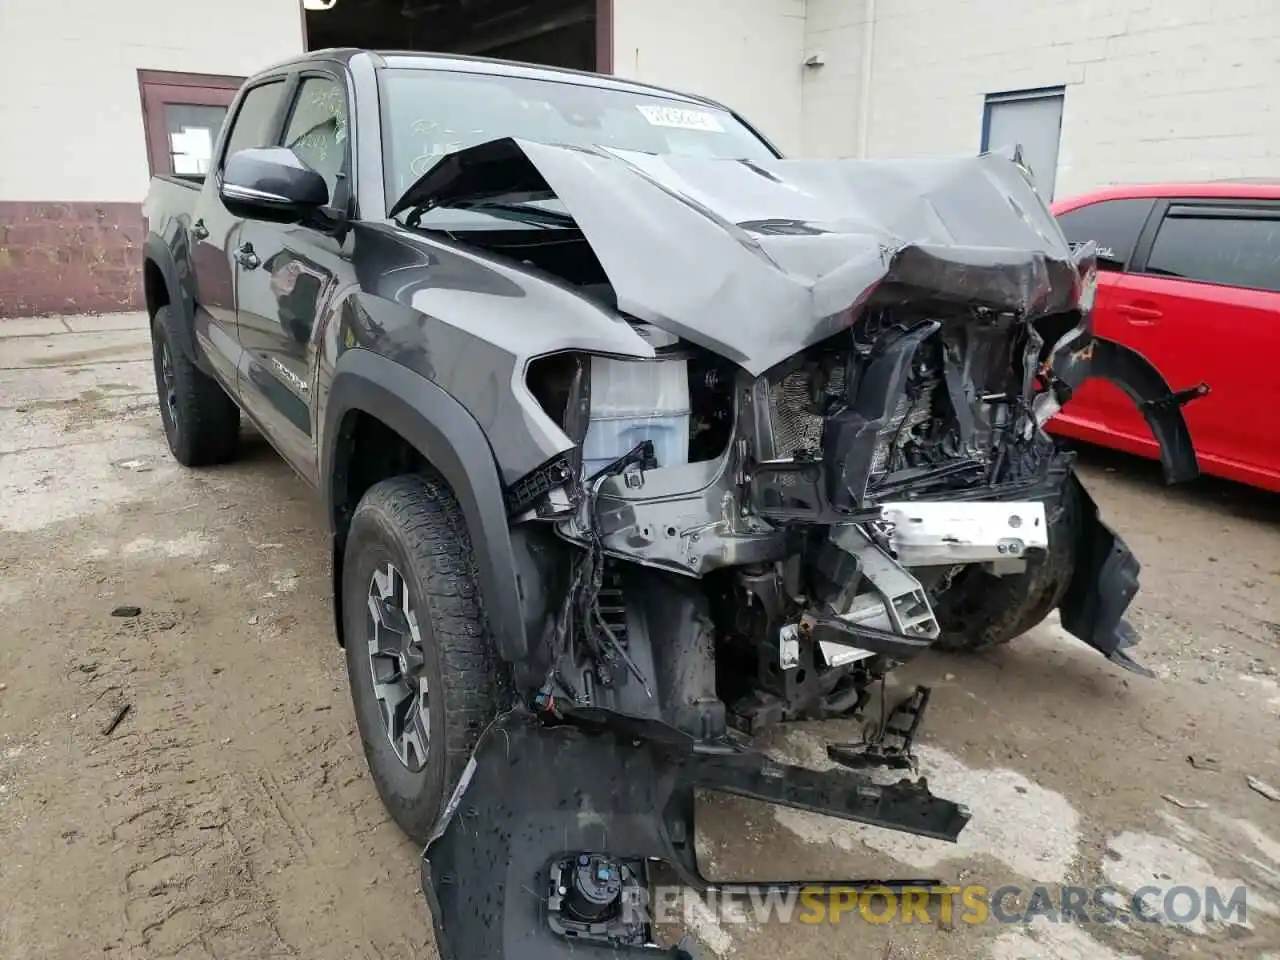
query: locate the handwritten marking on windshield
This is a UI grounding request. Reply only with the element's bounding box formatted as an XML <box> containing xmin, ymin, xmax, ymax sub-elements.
<box><xmin>636</xmin><ymin>104</ymin><xmax>725</xmax><ymax>132</ymax></box>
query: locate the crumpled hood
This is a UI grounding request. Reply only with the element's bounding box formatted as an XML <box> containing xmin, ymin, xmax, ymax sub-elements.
<box><xmin>392</xmin><ymin>138</ymin><xmax>1082</xmax><ymax>376</ymax></box>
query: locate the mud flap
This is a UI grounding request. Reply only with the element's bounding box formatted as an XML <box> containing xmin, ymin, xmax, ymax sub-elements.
<box><xmin>421</xmin><ymin>711</ymin><xmax>970</xmax><ymax>960</ymax></box>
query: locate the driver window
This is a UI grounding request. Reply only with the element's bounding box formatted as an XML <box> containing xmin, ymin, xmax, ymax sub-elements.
<box><xmin>282</xmin><ymin>77</ymin><xmax>348</xmax><ymax>200</ymax></box>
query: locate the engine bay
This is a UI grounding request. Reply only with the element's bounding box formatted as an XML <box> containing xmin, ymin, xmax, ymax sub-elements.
<box><xmin>507</xmin><ymin>294</ymin><xmax>1099</xmax><ymax>739</ymax></box>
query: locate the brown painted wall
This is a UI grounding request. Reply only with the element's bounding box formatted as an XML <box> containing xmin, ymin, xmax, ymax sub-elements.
<box><xmin>0</xmin><ymin>202</ymin><xmax>144</xmax><ymax>318</ymax></box>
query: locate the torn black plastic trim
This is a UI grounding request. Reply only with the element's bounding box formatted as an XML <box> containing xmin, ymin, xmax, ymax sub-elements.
<box><xmin>1058</xmin><ymin>476</ymin><xmax>1153</xmax><ymax>677</ymax></box>
<box><xmin>505</xmin><ymin>453</ymin><xmax>574</xmax><ymax>516</ymax></box>
<box><xmin>422</xmin><ymin>712</ymin><xmax>970</xmax><ymax>960</ymax></box>
<box><xmin>1045</xmin><ymin>333</ymin><xmax>1203</xmax><ymax>485</ymax></box>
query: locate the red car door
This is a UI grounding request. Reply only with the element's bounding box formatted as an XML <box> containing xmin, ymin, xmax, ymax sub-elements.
<box><xmin>1051</xmin><ymin>196</ymin><xmax>1158</xmax><ymax>447</ymax></box>
<box><xmin>1125</xmin><ymin>201</ymin><xmax>1280</xmax><ymax>489</ymax></box>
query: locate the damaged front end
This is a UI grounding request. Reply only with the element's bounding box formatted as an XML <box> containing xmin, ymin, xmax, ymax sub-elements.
<box><xmin>399</xmin><ymin>140</ymin><xmax>1207</xmax><ymax>957</ymax></box>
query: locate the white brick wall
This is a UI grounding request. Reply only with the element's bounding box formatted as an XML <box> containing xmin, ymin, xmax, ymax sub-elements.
<box><xmin>799</xmin><ymin>0</ymin><xmax>868</xmax><ymax>158</ymax></box>
<box><xmin>610</xmin><ymin>0</ymin><xmax>808</xmax><ymax>154</ymax></box>
<box><xmin>820</xmin><ymin>0</ymin><xmax>1280</xmax><ymax>193</ymax></box>
<box><xmin>5</xmin><ymin>1</ymin><xmax>1271</xmax><ymax>203</ymax></box>
<box><xmin>0</xmin><ymin>0</ymin><xmax>304</xmax><ymax>203</ymax></box>
<box><xmin>853</xmin><ymin>0</ymin><xmax>1280</xmax><ymax>193</ymax></box>
<box><xmin>623</xmin><ymin>0</ymin><xmax>1280</xmax><ymax>195</ymax></box>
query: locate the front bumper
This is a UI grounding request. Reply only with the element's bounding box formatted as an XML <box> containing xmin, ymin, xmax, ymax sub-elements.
<box><xmin>422</xmin><ymin>711</ymin><xmax>969</xmax><ymax>960</ymax></box>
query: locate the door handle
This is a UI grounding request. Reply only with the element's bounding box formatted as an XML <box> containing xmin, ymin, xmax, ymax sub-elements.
<box><xmin>1115</xmin><ymin>302</ymin><xmax>1163</xmax><ymax>322</ymax></box>
<box><xmin>191</xmin><ymin>218</ymin><xmax>209</xmax><ymax>241</ymax></box>
<box><xmin>234</xmin><ymin>243</ymin><xmax>260</xmax><ymax>271</ymax></box>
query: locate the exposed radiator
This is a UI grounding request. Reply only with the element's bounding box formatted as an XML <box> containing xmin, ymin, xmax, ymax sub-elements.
<box><xmin>768</xmin><ymin>366</ymin><xmax>931</xmax><ymax>474</ymax></box>
<box><xmin>768</xmin><ymin>367</ymin><xmax>846</xmax><ymax>456</ymax></box>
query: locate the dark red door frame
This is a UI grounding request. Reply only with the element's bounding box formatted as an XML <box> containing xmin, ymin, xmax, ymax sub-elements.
<box><xmin>137</xmin><ymin>70</ymin><xmax>246</xmax><ymax>178</ymax></box>
<box><xmin>595</xmin><ymin>0</ymin><xmax>613</xmax><ymax>73</ymax></box>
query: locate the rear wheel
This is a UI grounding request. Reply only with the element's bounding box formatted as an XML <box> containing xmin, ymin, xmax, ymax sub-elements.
<box><xmin>150</xmin><ymin>305</ymin><xmax>240</xmax><ymax>466</ymax></box>
<box><xmin>342</xmin><ymin>474</ymin><xmax>502</xmax><ymax>843</ymax></box>
<box><xmin>932</xmin><ymin>479</ymin><xmax>1080</xmax><ymax>653</ymax></box>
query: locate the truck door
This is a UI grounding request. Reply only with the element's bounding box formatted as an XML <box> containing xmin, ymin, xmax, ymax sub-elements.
<box><xmin>189</xmin><ymin>77</ymin><xmax>290</xmax><ymax>391</ymax></box>
<box><xmin>234</xmin><ymin>71</ymin><xmax>354</xmax><ymax>482</ymax></box>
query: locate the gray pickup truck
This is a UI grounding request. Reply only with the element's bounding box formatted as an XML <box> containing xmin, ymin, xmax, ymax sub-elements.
<box><xmin>141</xmin><ymin>48</ymin><xmax>1205</xmax><ymax>960</ymax></box>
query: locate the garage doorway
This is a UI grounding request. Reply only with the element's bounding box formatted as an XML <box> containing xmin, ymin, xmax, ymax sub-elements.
<box><xmin>303</xmin><ymin>0</ymin><xmax>610</xmax><ymax>73</ymax></box>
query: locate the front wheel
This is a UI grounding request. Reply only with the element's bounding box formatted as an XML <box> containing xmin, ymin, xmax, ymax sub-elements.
<box><xmin>342</xmin><ymin>475</ymin><xmax>502</xmax><ymax>843</ymax></box>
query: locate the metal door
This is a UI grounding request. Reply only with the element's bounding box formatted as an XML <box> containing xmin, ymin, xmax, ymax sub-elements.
<box><xmin>983</xmin><ymin>89</ymin><xmax>1064</xmax><ymax>201</ymax></box>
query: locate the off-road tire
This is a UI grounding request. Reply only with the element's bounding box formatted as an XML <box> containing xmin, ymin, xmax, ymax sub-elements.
<box><xmin>150</xmin><ymin>305</ymin><xmax>240</xmax><ymax>466</ymax></box>
<box><xmin>342</xmin><ymin>474</ymin><xmax>502</xmax><ymax>844</ymax></box>
<box><xmin>931</xmin><ymin>477</ymin><xmax>1081</xmax><ymax>653</ymax></box>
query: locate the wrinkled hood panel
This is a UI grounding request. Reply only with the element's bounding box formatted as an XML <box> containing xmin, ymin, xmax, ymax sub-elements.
<box><xmin>392</xmin><ymin>138</ymin><xmax>1081</xmax><ymax>376</ymax></box>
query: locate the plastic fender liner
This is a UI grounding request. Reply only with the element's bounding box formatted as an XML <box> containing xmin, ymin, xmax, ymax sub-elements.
<box><xmin>322</xmin><ymin>348</ymin><xmax>528</xmax><ymax>662</ymax></box>
<box><xmin>1057</xmin><ymin>473</ymin><xmax>1152</xmax><ymax>677</ymax></box>
<box><xmin>1049</xmin><ymin>333</ymin><xmax>1203</xmax><ymax>485</ymax></box>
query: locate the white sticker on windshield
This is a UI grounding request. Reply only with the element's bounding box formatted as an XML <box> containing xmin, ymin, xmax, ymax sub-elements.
<box><xmin>636</xmin><ymin>104</ymin><xmax>725</xmax><ymax>132</ymax></box>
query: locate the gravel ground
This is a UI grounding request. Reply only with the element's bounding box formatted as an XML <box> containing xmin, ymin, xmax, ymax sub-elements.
<box><xmin>1</xmin><ymin>314</ymin><xmax>1277</xmax><ymax>960</ymax></box>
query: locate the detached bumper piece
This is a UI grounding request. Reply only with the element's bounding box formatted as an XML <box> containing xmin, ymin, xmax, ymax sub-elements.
<box><xmin>1058</xmin><ymin>476</ymin><xmax>1153</xmax><ymax>677</ymax></box>
<box><xmin>422</xmin><ymin>711</ymin><xmax>971</xmax><ymax>960</ymax></box>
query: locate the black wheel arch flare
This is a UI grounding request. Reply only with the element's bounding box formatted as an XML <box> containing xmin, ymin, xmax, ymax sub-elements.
<box><xmin>322</xmin><ymin>348</ymin><xmax>528</xmax><ymax>663</ymax></box>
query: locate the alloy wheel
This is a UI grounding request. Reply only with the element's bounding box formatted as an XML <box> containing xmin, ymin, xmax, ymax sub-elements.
<box><xmin>159</xmin><ymin>342</ymin><xmax>179</xmax><ymax>435</ymax></box>
<box><xmin>366</xmin><ymin>562</ymin><xmax>430</xmax><ymax>771</ymax></box>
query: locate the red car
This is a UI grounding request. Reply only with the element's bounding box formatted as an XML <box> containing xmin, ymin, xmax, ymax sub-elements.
<box><xmin>1050</xmin><ymin>181</ymin><xmax>1280</xmax><ymax>493</ymax></box>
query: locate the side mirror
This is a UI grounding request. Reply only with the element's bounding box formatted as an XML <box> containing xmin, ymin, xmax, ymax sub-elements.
<box><xmin>219</xmin><ymin>147</ymin><xmax>329</xmax><ymax>223</ymax></box>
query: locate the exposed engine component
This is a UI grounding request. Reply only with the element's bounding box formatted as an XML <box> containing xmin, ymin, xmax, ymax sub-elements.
<box><xmin>870</xmin><ymin>381</ymin><xmax>939</xmax><ymax>476</ymax></box>
<box><xmin>582</xmin><ymin>353</ymin><xmax>690</xmax><ymax>477</ymax></box>
<box><xmin>546</xmin><ymin>854</ymin><xmax>652</xmax><ymax>947</ymax></box>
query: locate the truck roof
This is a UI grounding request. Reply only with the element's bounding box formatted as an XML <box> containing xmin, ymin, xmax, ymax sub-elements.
<box><xmin>252</xmin><ymin>47</ymin><xmax>723</xmax><ymax>111</ymax></box>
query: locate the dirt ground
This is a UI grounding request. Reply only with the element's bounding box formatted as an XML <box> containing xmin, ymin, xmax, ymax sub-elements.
<box><xmin>1</xmin><ymin>313</ymin><xmax>1277</xmax><ymax>960</ymax></box>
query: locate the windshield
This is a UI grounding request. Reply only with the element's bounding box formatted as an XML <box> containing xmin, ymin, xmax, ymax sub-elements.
<box><xmin>379</xmin><ymin>67</ymin><xmax>776</xmax><ymax>223</ymax></box>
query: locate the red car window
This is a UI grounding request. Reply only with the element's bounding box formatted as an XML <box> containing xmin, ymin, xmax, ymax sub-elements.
<box><xmin>1143</xmin><ymin>209</ymin><xmax>1280</xmax><ymax>293</ymax></box>
<box><xmin>1057</xmin><ymin>198</ymin><xmax>1154</xmax><ymax>272</ymax></box>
